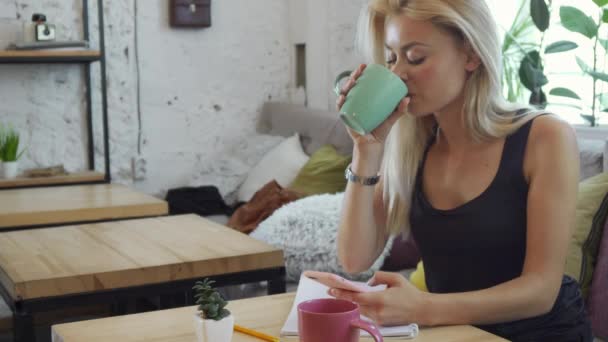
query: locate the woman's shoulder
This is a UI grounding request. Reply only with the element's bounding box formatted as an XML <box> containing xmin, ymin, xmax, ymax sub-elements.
<box><xmin>524</xmin><ymin>113</ymin><xmax>579</xmax><ymax>176</ymax></box>
<box><xmin>526</xmin><ymin>113</ymin><xmax>576</xmax><ymax>148</ymax></box>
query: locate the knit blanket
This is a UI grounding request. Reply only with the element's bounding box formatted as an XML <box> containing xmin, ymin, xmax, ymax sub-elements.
<box><xmin>251</xmin><ymin>192</ymin><xmax>393</xmax><ymax>282</ymax></box>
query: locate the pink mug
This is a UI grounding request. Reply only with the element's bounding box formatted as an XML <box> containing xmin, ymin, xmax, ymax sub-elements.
<box><xmin>298</xmin><ymin>298</ymin><xmax>383</xmax><ymax>342</ymax></box>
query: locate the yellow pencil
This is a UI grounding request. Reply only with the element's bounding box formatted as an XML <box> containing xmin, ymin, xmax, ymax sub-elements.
<box><xmin>234</xmin><ymin>324</ymin><xmax>280</xmax><ymax>342</ymax></box>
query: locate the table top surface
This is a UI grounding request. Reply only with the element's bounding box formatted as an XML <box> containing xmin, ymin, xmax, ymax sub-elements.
<box><xmin>0</xmin><ymin>184</ymin><xmax>168</xmax><ymax>229</ymax></box>
<box><xmin>51</xmin><ymin>292</ymin><xmax>507</xmax><ymax>342</ymax></box>
<box><xmin>0</xmin><ymin>214</ymin><xmax>283</xmax><ymax>300</ymax></box>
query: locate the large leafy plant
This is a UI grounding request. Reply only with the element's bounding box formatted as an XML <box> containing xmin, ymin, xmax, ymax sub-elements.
<box><xmin>193</xmin><ymin>278</ymin><xmax>231</xmax><ymax>321</ymax></box>
<box><xmin>555</xmin><ymin>0</ymin><xmax>608</xmax><ymax>126</ymax></box>
<box><xmin>516</xmin><ymin>0</ymin><xmax>580</xmax><ymax>108</ymax></box>
<box><xmin>502</xmin><ymin>1</ymin><xmax>539</xmax><ymax>102</ymax></box>
<box><xmin>0</xmin><ymin>125</ymin><xmax>25</xmax><ymax>162</ymax></box>
<box><xmin>515</xmin><ymin>0</ymin><xmax>608</xmax><ymax>126</ymax></box>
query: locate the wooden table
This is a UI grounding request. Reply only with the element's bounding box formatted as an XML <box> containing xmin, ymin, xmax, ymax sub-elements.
<box><xmin>0</xmin><ymin>214</ymin><xmax>285</xmax><ymax>342</ymax></box>
<box><xmin>0</xmin><ymin>184</ymin><xmax>168</xmax><ymax>230</ymax></box>
<box><xmin>52</xmin><ymin>292</ymin><xmax>507</xmax><ymax>342</ymax></box>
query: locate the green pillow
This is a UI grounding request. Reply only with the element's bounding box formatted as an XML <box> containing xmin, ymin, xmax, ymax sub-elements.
<box><xmin>289</xmin><ymin>144</ymin><xmax>351</xmax><ymax>196</ymax></box>
<box><xmin>565</xmin><ymin>172</ymin><xmax>608</xmax><ymax>298</ymax></box>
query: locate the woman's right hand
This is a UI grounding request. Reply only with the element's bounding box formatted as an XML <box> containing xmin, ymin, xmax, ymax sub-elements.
<box><xmin>336</xmin><ymin>64</ymin><xmax>410</xmax><ymax>149</ymax></box>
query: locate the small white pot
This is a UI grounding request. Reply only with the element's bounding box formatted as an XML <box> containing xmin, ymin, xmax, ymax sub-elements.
<box><xmin>193</xmin><ymin>312</ymin><xmax>234</xmax><ymax>342</ymax></box>
<box><xmin>2</xmin><ymin>161</ymin><xmax>18</xmax><ymax>179</ymax></box>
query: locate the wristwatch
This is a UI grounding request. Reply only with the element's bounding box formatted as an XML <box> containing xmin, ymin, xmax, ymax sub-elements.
<box><xmin>344</xmin><ymin>164</ymin><xmax>380</xmax><ymax>186</ymax></box>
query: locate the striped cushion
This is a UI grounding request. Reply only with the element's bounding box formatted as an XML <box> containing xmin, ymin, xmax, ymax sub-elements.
<box><xmin>565</xmin><ymin>172</ymin><xmax>608</xmax><ymax>298</ymax></box>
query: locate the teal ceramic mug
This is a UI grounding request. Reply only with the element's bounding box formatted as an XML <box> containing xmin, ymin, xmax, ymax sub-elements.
<box><xmin>334</xmin><ymin>64</ymin><xmax>408</xmax><ymax>135</ymax></box>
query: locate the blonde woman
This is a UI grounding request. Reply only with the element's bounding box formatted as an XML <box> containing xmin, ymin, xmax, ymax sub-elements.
<box><xmin>334</xmin><ymin>0</ymin><xmax>592</xmax><ymax>340</ymax></box>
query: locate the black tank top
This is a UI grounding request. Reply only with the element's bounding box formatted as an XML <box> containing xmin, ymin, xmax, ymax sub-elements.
<box><xmin>410</xmin><ymin>120</ymin><xmax>530</xmax><ymax>293</ymax></box>
<box><xmin>409</xmin><ymin>117</ymin><xmax>592</xmax><ymax>341</ymax></box>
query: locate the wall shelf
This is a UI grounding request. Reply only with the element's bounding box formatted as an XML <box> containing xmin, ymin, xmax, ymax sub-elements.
<box><xmin>0</xmin><ymin>50</ymin><xmax>101</xmax><ymax>64</ymax></box>
<box><xmin>0</xmin><ymin>0</ymin><xmax>111</xmax><ymax>190</ymax></box>
<box><xmin>0</xmin><ymin>171</ymin><xmax>105</xmax><ymax>189</ymax></box>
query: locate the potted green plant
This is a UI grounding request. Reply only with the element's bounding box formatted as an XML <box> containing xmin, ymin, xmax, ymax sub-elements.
<box><xmin>0</xmin><ymin>125</ymin><xmax>25</xmax><ymax>179</ymax></box>
<box><xmin>555</xmin><ymin>1</ymin><xmax>608</xmax><ymax>126</ymax></box>
<box><xmin>192</xmin><ymin>278</ymin><xmax>234</xmax><ymax>342</ymax></box>
<box><xmin>510</xmin><ymin>0</ymin><xmax>608</xmax><ymax>126</ymax></box>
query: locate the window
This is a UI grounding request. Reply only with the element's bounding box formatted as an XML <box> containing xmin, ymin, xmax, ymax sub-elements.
<box><xmin>488</xmin><ymin>0</ymin><xmax>608</xmax><ymax>126</ymax></box>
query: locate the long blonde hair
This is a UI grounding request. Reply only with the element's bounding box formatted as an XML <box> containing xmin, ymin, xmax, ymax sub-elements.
<box><xmin>356</xmin><ymin>0</ymin><xmax>540</xmax><ymax>236</ymax></box>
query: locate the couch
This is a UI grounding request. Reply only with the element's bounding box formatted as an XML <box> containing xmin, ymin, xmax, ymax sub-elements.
<box><xmin>216</xmin><ymin>102</ymin><xmax>608</xmax><ymax>340</ymax></box>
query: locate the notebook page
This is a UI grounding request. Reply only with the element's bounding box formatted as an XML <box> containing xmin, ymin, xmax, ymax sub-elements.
<box><xmin>281</xmin><ymin>275</ymin><xmax>419</xmax><ymax>338</ymax></box>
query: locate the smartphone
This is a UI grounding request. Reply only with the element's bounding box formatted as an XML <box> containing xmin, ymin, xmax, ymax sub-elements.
<box><xmin>303</xmin><ymin>270</ymin><xmax>376</xmax><ymax>293</ymax></box>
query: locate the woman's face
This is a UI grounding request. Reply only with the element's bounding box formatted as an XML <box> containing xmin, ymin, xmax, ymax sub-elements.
<box><xmin>384</xmin><ymin>14</ymin><xmax>479</xmax><ymax>116</ymax></box>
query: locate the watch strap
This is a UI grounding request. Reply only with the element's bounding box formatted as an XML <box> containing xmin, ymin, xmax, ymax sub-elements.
<box><xmin>344</xmin><ymin>164</ymin><xmax>380</xmax><ymax>186</ymax></box>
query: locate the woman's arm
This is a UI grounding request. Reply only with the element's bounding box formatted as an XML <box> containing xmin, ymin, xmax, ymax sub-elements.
<box><xmin>335</xmin><ymin>64</ymin><xmax>409</xmax><ymax>274</ymax></box>
<box><xmin>338</xmin><ymin>148</ymin><xmax>390</xmax><ymax>273</ymax></box>
<box><xmin>333</xmin><ymin>115</ymin><xmax>580</xmax><ymax>326</ymax></box>
<box><xmin>421</xmin><ymin>115</ymin><xmax>579</xmax><ymax>325</ymax></box>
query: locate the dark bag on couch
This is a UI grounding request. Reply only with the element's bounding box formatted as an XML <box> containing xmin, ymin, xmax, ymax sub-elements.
<box><xmin>165</xmin><ymin>186</ymin><xmax>233</xmax><ymax>216</ymax></box>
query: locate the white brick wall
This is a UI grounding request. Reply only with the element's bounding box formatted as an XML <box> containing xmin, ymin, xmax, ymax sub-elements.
<box><xmin>0</xmin><ymin>0</ymin><xmax>291</xmax><ymax>199</ymax></box>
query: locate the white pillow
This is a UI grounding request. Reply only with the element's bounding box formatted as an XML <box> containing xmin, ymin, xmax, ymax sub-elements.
<box><xmin>237</xmin><ymin>133</ymin><xmax>309</xmax><ymax>202</ymax></box>
<box><xmin>250</xmin><ymin>193</ymin><xmax>393</xmax><ymax>282</ymax></box>
<box><xmin>578</xmin><ymin>138</ymin><xmax>605</xmax><ymax>180</ymax></box>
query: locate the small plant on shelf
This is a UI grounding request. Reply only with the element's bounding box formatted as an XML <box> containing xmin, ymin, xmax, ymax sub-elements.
<box><xmin>0</xmin><ymin>124</ymin><xmax>25</xmax><ymax>179</ymax></box>
<box><xmin>0</xmin><ymin>124</ymin><xmax>4</xmax><ymax>162</ymax></box>
<box><xmin>0</xmin><ymin>126</ymin><xmax>25</xmax><ymax>162</ymax></box>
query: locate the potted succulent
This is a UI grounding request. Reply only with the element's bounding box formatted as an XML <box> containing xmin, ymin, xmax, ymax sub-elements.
<box><xmin>192</xmin><ymin>278</ymin><xmax>234</xmax><ymax>342</ymax></box>
<box><xmin>0</xmin><ymin>125</ymin><xmax>25</xmax><ymax>179</ymax></box>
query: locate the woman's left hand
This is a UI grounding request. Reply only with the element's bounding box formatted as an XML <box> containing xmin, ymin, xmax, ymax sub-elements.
<box><xmin>329</xmin><ymin>271</ymin><xmax>428</xmax><ymax>326</ymax></box>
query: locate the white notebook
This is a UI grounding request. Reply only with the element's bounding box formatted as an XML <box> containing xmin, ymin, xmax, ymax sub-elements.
<box><xmin>280</xmin><ymin>275</ymin><xmax>419</xmax><ymax>338</ymax></box>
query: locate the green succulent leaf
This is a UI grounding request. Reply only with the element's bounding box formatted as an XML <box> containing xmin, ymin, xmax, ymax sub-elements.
<box><xmin>216</xmin><ymin>308</ymin><xmax>231</xmax><ymax>321</ymax></box>
<box><xmin>603</xmin><ymin>9</ymin><xmax>608</xmax><ymax>23</ymax></box>
<box><xmin>531</xmin><ymin>0</ymin><xmax>550</xmax><ymax>32</ymax></box>
<box><xmin>545</xmin><ymin>41</ymin><xmax>578</xmax><ymax>54</ymax></box>
<box><xmin>207</xmin><ymin>304</ymin><xmax>219</xmax><ymax>318</ymax></box>
<box><xmin>560</xmin><ymin>6</ymin><xmax>598</xmax><ymax>39</ymax></box>
<box><xmin>200</xmin><ymin>303</ymin><xmax>214</xmax><ymax>312</ymax></box>
<box><xmin>193</xmin><ymin>277</ymin><xmax>231</xmax><ymax>320</ymax></box>
<box><xmin>549</xmin><ymin>87</ymin><xmax>581</xmax><ymax>99</ymax></box>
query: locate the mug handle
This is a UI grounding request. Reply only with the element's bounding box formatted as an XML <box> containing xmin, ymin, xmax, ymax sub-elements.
<box><xmin>334</xmin><ymin>70</ymin><xmax>353</xmax><ymax>96</ymax></box>
<box><xmin>350</xmin><ymin>318</ymin><xmax>384</xmax><ymax>342</ymax></box>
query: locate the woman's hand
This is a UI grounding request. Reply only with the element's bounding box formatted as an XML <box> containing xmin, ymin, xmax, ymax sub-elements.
<box><xmin>336</xmin><ymin>64</ymin><xmax>410</xmax><ymax>148</ymax></box>
<box><xmin>328</xmin><ymin>271</ymin><xmax>429</xmax><ymax>326</ymax></box>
